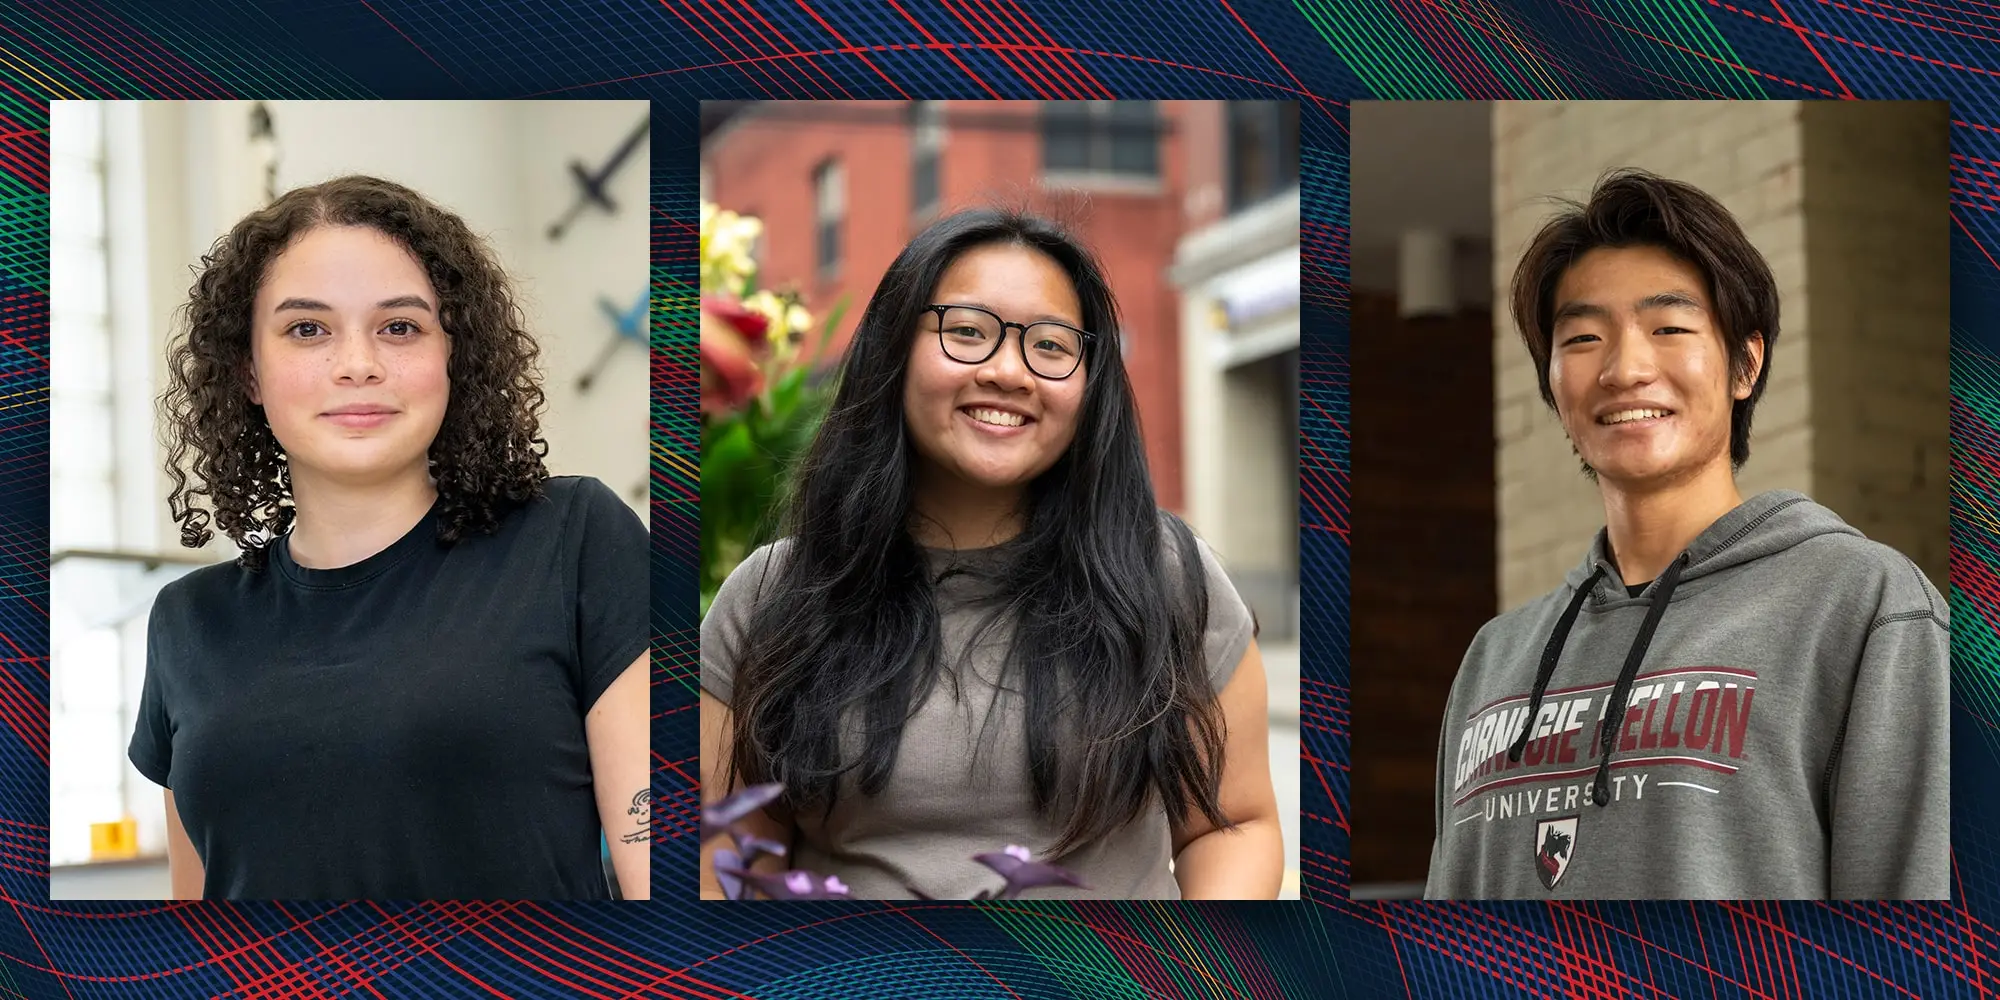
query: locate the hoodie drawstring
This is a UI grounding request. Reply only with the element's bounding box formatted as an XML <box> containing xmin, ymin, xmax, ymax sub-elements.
<box><xmin>1590</xmin><ymin>551</ymin><xmax>1691</xmax><ymax>806</ymax></box>
<box><xmin>1507</xmin><ymin>565</ymin><xmax>1605</xmax><ymax>764</ymax></box>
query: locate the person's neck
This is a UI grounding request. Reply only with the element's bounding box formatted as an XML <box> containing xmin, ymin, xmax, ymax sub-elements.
<box><xmin>908</xmin><ymin>468</ymin><xmax>1027</xmax><ymax>550</ymax></box>
<box><xmin>1598</xmin><ymin>460</ymin><xmax>1743</xmax><ymax>586</ymax></box>
<box><xmin>285</xmin><ymin>466</ymin><xmax>438</xmax><ymax>570</ymax></box>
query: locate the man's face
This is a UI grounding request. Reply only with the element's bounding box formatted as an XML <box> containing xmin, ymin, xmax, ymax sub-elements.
<box><xmin>1546</xmin><ymin>245</ymin><xmax>1762</xmax><ymax>489</ymax></box>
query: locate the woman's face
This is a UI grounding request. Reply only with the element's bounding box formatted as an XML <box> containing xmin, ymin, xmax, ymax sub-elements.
<box><xmin>902</xmin><ymin>242</ymin><xmax>1090</xmax><ymax>496</ymax></box>
<box><xmin>248</xmin><ymin>225</ymin><xmax>451</xmax><ymax>489</ymax></box>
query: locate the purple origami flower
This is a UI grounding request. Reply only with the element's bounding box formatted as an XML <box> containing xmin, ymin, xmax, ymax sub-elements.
<box><xmin>971</xmin><ymin>844</ymin><xmax>1087</xmax><ymax>900</ymax></box>
<box><xmin>701</xmin><ymin>783</ymin><xmax>784</xmax><ymax>843</ymax></box>
<box><xmin>705</xmin><ymin>783</ymin><xmax>800</xmax><ymax>900</ymax></box>
<box><xmin>724</xmin><ymin>867</ymin><xmax>854</xmax><ymax>900</ymax></box>
<box><xmin>711</xmin><ymin>847</ymin><xmax>746</xmax><ymax>901</ymax></box>
<box><xmin>708</xmin><ymin>782</ymin><xmax>1083</xmax><ymax>901</ymax></box>
<box><xmin>734</xmin><ymin>832</ymin><xmax>788</xmax><ymax>863</ymax></box>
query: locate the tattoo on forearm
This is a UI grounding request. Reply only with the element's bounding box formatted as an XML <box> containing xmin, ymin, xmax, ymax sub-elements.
<box><xmin>619</xmin><ymin>788</ymin><xmax>651</xmax><ymax>844</ymax></box>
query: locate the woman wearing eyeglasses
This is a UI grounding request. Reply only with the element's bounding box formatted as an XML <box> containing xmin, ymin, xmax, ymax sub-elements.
<box><xmin>699</xmin><ymin>208</ymin><xmax>1283</xmax><ymax>899</ymax></box>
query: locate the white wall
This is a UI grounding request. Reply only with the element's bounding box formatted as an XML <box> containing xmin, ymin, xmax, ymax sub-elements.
<box><xmin>509</xmin><ymin>102</ymin><xmax>653</xmax><ymax>507</ymax></box>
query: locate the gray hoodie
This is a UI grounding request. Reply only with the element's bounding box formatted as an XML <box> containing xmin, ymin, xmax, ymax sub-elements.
<box><xmin>1424</xmin><ymin>491</ymin><xmax>1949</xmax><ymax>899</ymax></box>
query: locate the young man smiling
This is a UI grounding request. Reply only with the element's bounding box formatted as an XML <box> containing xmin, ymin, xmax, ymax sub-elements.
<box><xmin>1424</xmin><ymin>170</ymin><xmax>1948</xmax><ymax>900</ymax></box>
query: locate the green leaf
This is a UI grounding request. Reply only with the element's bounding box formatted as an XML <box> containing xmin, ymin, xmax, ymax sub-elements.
<box><xmin>808</xmin><ymin>296</ymin><xmax>850</xmax><ymax>367</ymax></box>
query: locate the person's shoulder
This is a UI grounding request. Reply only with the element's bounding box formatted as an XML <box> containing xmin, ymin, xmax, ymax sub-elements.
<box><xmin>1153</xmin><ymin>508</ymin><xmax>1212</xmax><ymax>561</ymax></box>
<box><xmin>515</xmin><ymin>475</ymin><xmax>641</xmax><ymax>532</ymax></box>
<box><xmin>1148</xmin><ymin>510</ymin><xmax>1220</xmax><ymax>583</ymax></box>
<box><xmin>149</xmin><ymin>556</ymin><xmax>258</xmax><ymax>626</ymax></box>
<box><xmin>1150</xmin><ymin>511</ymin><xmax>1251</xmax><ymax>613</ymax></box>
<box><xmin>1784</xmin><ymin>531</ymin><xmax>1946</xmax><ymax>628</ymax></box>
<box><xmin>1468</xmin><ymin>578</ymin><xmax>1580</xmax><ymax>652</ymax></box>
<box><xmin>721</xmin><ymin>538</ymin><xmax>796</xmax><ymax>590</ymax></box>
<box><xmin>1437</xmin><ymin>584</ymin><xmax>1578</xmax><ymax>716</ymax></box>
<box><xmin>706</xmin><ymin>537</ymin><xmax>795</xmax><ymax>628</ymax></box>
<box><xmin>540</xmin><ymin>474</ymin><xmax>627</xmax><ymax>512</ymax></box>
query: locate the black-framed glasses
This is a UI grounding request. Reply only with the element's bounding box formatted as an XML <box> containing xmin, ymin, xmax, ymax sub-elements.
<box><xmin>925</xmin><ymin>303</ymin><xmax>1094</xmax><ymax>380</ymax></box>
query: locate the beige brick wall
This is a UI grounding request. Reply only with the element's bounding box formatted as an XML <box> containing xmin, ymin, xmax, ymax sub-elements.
<box><xmin>1800</xmin><ymin>102</ymin><xmax>1949</xmax><ymax>591</ymax></box>
<box><xmin>1491</xmin><ymin>101</ymin><xmax>1947</xmax><ymax>610</ymax></box>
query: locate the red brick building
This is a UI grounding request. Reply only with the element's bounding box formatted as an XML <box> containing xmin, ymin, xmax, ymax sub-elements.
<box><xmin>701</xmin><ymin>100</ymin><xmax>1196</xmax><ymax>508</ymax></box>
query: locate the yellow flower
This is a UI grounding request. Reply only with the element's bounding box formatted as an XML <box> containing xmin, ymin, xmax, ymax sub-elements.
<box><xmin>700</xmin><ymin>201</ymin><xmax>764</xmax><ymax>298</ymax></box>
<box><xmin>743</xmin><ymin>289</ymin><xmax>814</xmax><ymax>369</ymax></box>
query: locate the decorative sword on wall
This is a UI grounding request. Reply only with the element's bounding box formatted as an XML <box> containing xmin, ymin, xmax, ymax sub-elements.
<box><xmin>578</xmin><ymin>287</ymin><xmax>648</xmax><ymax>393</ymax></box>
<box><xmin>547</xmin><ymin>115</ymin><xmax>650</xmax><ymax>241</ymax></box>
<box><xmin>248</xmin><ymin>102</ymin><xmax>280</xmax><ymax>205</ymax></box>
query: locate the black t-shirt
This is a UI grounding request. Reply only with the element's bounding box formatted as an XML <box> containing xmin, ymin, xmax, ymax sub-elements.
<box><xmin>129</xmin><ymin>476</ymin><xmax>648</xmax><ymax>899</ymax></box>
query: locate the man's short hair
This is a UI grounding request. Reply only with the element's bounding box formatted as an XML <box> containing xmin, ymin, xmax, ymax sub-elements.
<box><xmin>1509</xmin><ymin>169</ymin><xmax>1780</xmax><ymax>469</ymax></box>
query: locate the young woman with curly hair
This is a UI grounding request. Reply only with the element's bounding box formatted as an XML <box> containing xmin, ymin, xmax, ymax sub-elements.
<box><xmin>700</xmin><ymin>208</ymin><xmax>1284</xmax><ymax>899</ymax></box>
<box><xmin>128</xmin><ymin>175</ymin><xmax>650</xmax><ymax>900</ymax></box>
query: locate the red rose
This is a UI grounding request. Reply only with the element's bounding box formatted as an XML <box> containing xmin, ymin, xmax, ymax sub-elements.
<box><xmin>701</xmin><ymin>294</ymin><xmax>770</xmax><ymax>346</ymax></box>
<box><xmin>701</xmin><ymin>305</ymin><xmax>764</xmax><ymax>415</ymax></box>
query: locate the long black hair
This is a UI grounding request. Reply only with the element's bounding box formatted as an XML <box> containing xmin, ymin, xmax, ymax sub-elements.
<box><xmin>728</xmin><ymin>207</ymin><xmax>1229</xmax><ymax>854</ymax></box>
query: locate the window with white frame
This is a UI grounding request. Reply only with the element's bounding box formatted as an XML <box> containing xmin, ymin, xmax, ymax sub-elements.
<box><xmin>51</xmin><ymin>102</ymin><xmax>114</xmax><ymax>555</ymax></box>
<box><xmin>49</xmin><ymin>102</ymin><xmax>180</xmax><ymax>872</ymax></box>
<box><xmin>49</xmin><ymin>100</ymin><xmax>123</xmax><ymax>868</ymax></box>
<box><xmin>1041</xmin><ymin>101</ymin><xmax>1159</xmax><ymax>178</ymax></box>
<box><xmin>911</xmin><ymin>101</ymin><xmax>943</xmax><ymax>218</ymax></box>
<box><xmin>1227</xmin><ymin>101</ymin><xmax>1300</xmax><ymax>212</ymax></box>
<box><xmin>815</xmin><ymin>159</ymin><xmax>843</xmax><ymax>281</ymax></box>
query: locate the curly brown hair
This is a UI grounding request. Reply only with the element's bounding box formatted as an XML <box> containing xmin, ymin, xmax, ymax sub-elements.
<box><xmin>161</xmin><ymin>174</ymin><xmax>549</xmax><ymax>571</ymax></box>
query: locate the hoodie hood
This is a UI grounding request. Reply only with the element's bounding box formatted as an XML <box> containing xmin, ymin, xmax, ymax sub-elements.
<box><xmin>1563</xmin><ymin>490</ymin><xmax>1865</xmax><ymax>603</ymax></box>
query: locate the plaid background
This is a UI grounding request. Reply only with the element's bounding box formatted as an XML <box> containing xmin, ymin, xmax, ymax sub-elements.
<box><xmin>0</xmin><ymin>0</ymin><xmax>1995</xmax><ymax>996</ymax></box>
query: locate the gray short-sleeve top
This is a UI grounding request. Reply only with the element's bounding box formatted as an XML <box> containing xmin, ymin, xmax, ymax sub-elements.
<box><xmin>701</xmin><ymin>525</ymin><xmax>1255</xmax><ymax>899</ymax></box>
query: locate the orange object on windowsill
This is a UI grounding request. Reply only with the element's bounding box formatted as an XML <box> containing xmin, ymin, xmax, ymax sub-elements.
<box><xmin>89</xmin><ymin>817</ymin><xmax>138</xmax><ymax>861</ymax></box>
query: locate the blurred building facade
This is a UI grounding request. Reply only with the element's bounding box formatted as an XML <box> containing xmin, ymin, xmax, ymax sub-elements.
<box><xmin>700</xmin><ymin>100</ymin><xmax>1300</xmax><ymax>638</ymax></box>
<box><xmin>1168</xmin><ymin>102</ymin><xmax>1302</xmax><ymax>640</ymax></box>
<box><xmin>702</xmin><ymin>100</ymin><xmax>1194</xmax><ymax>509</ymax></box>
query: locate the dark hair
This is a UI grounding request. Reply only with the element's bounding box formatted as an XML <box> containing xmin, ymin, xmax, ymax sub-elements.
<box><xmin>728</xmin><ymin>208</ymin><xmax>1229</xmax><ymax>854</ymax></box>
<box><xmin>162</xmin><ymin>174</ymin><xmax>549</xmax><ymax>571</ymax></box>
<box><xmin>1509</xmin><ymin>168</ymin><xmax>1778</xmax><ymax>469</ymax></box>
